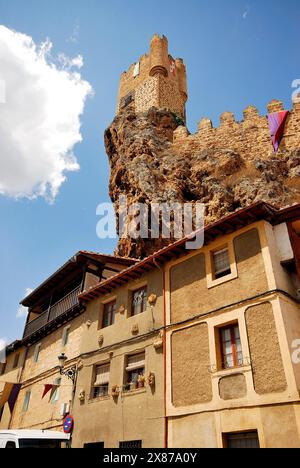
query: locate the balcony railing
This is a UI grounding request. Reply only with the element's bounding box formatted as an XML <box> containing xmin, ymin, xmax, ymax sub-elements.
<box><xmin>23</xmin><ymin>286</ymin><xmax>81</xmax><ymax>339</ymax></box>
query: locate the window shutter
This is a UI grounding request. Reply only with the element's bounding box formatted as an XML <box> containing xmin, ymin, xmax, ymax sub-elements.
<box><xmin>94</xmin><ymin>364</ymin><xmax>110</xmax><ymax>386</ymax></box>
<box><xmin>126</xmin><ymin>353</ymin><xmax>145</xmax><ymax>371</ymax></box>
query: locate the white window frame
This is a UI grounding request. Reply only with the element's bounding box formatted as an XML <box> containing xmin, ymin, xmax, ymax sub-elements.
<box><xmin>22</xmin><ymin>391</ymin><xmax>31</xmax><ymax>413</ymax></box>
<box><xmin>207</xmin><ymin>241</ymin><xmax>238</xmax><ymax>288</ymax></box>
<box><xmin>213</xmin><ymin>247</ymin><xmax>231</xmax><ymax>277</ymax></box>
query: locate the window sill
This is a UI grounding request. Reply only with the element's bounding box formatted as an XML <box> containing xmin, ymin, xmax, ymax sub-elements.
<box><xmin>88</xmin><ymin>395</ymin><xmax>110</xmax><ymax>404</ymax></box>
<box><xmin>211</xmin><ymin>364</ymin><xmax>252</xmax><ymax>379</ymax></box>
<box><xmin>122</xmin><ymin>388</ymin><xmax>147</xmax><ymax>397</ymax></box>
<box><xmin>207</xmin><ymin>269</ymin><xmax>238</xmax><ymax>289</ymax></box>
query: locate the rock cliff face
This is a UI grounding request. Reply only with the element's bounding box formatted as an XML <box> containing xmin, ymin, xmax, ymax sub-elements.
<box><xmin>105</xmin><ymin>105</ymin><xmax>300</xmax><ymax>259</ymax></box>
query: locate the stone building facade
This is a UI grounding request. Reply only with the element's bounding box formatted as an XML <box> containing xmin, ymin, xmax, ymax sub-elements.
<box><xmin>1</xmin><ymin>203</ymin><xmax>300</xmax><ymax>448</ymax></box>
<box><xmin>75</xmin><ymin>202</ymin><xmax>300</xmax><ymax>448</ymax></box>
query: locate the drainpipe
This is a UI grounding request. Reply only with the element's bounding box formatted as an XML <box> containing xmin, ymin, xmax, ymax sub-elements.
<box><xmin>153</xmin><ymin>259</ymin><xmax>168</xmax><ymax>449</ymax></box>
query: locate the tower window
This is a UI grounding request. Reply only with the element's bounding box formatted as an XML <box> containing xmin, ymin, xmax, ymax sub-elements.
<box><xmin>125</xmin><ymin>94</ymin><xmax>133</xmax><ymax>107</ymax></box>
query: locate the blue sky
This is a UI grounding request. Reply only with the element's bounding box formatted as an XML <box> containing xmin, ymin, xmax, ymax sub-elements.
<box><xmin>0</xmin><ymin>0</ymin><xmax>299</xmax><ymax>343</ymax></box>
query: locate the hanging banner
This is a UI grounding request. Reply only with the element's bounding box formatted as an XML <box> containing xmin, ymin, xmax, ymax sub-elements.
<box><xmin>8</xmin><ymin>384</ymin><xmax>22</xmax><ymax>412</ymax></box>
<box><xmin>169</xmin><ymin>57</ymin><xmax>176</xmax><ymax>76</ymax></box>
<box><xmin>268</xmin><ymin>110</ymin><xmax>289</xmax><ymax>153</ymax></box>
<box><xmin>0</xmin><ymin>383</ymin><xmax>14</xmax><ymax>410</ymax></box>
<box><xmin>0</xmin><ymin>382</ymin><xmax>21</xmax><ymax>413</ymax></box>
<box><xmin>42</xmin><ymin>384</ymin><xmax>54</xmax><ymax>399</ymax></box>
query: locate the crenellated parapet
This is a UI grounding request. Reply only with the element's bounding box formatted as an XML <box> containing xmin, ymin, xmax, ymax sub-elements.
<box><xmin>174</xmin><ymin>97</ymin><xmax>300</xmax><ymax>159</ymax></box>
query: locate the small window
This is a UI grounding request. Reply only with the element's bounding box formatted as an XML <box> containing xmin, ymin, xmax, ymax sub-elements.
<box><xmin>119</xmin><ymin>440</ymin><xmax>142</xmax><ymax>449</ymax></box>
<box><xmin>220</xmin><ymin>324</ymin><xmax>243</xmax><ymax>369</ymax></box>
<box><xmin>83</xmin><ymin>442</ymin><xmax>105</xmax><ymax>449</ymax></box>
<box><xmin>131</xmin><ymin>287</ymin><xmax>147</xmax><ymax>316</ymax></box>
<box><xmin>50</xmin><ymin>378</ymin><xmax>61</xmax><ymax>404</ymax></box>
<box><xmin>133</xmin><ymin>62</ymin><xmax>140</xmax><ymax>78</ymax></box>
<box><xmin>13</xmin><ymin>353</ymin><xmax>20</xmax><ymax>369</ymax></box>
<box><xmin>22</xmin><ymin>391</ymin><xmax>31</xmax><ymax>413</ymax></box>
<box><xmin>125</xmin><ymin>94</ymin><xmax>133</xmax><ymax>107</ymax></box>
<box><xmin>124</xmin><ymin>352</ymin><xmax>145</xmax><ymax>391</ymax></box>
<box><xmin>0</xmin><ymin>362</ymin><xmax>6</xmax><ymax>376</ymax></box>
<box><xmin>33</xmin><ymin>344</ymin><xmax>41</xmax><ymax>363</ymax></box>
<box><xmin>62</xmin><ymin>326</ymin><xmax>70</xmax><ymax>347</ymax></box>
<box><xmin>212</xmin><ymin>247</ymin><xmax>231</xmax><ymax>279</ymax></box>
<box><xmin>102</xmin><ymin>301</ymin><xmax>116</xmax><ymax>328</ymax></box>
<box><xmin>92</xmin><ymin>363</ymin><xmax>110</xmax><ymax>399</ymax></box>
<box><xmin>224</xmin><ymin>431</ymin><xmax>260</xmax><ymax>449</ymax></box>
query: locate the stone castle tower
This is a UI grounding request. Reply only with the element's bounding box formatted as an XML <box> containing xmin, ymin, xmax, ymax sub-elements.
<box><xmin>106</xmin><ymin>35</ymin><xmax>300</xmax><ymax>259</ymax></box>
<box><xmin>117</xmin><ymin>35</ymin><xmax>187</xmax><ymax>122</ymax></box>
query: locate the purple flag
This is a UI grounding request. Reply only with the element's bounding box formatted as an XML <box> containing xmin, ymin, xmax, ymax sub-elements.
<box><xmin>8</xmin><ymin>384</ymin><xmax>22</xmax><ymax>412</ymax></box>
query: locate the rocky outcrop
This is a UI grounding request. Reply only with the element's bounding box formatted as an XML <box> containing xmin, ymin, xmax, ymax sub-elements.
<box><xmin>105</xmin><ymin>107</ymin><xmax>300</xmax><ymax>259</ymax></box>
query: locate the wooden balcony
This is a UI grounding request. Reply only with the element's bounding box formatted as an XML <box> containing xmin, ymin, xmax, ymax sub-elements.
<box><xmin>23</xmin><ymin>286</ymin><xmax>81</xmax><ymax>340</ymax></box>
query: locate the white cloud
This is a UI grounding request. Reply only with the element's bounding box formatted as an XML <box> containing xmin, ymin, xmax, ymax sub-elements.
<box><xmin>0</xmin><ymin>25</ymin><xmax>92</xmax><ymax>201</ymax></box>
<box><xmin>0</xmin><ymin>338</ymin><xmax>6</xmax><ymax>363</ymax></box>
<box><xmin>16</xmin><ymin>288</ymin><xmax>33</xmax><ymax>318</ymax></box>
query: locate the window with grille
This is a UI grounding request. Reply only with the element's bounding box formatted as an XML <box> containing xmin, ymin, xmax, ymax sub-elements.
<box><xmin>124</xmin><ymin>352</ymin><xmax>145</xmax><ymax>391</ymax></box>
<box><xmin>102</xmin><ymin>301</ymin><xmax>116</xmax><ymax>328</ymax></box>
<box><xmin>224</xmin><ymin>431</ymin><xmax>260</xmax><ymax>449</ymax></box>
<box><xmin>212</xmin><ymin>247</ymin><xmax>231</xmax><ymax>279</ymax></box>
<box><xmin>92</xmin><ymin>363</ymin><xmax>110</xmax><ymax>398</ymax></box>
<box><xmin>220</xmin><ymin>324</ymin><xmax>243</xmax><ymax>369</ymax></box>
<box><xmin>119</xmin><ymin>440</ymin><xmax>142</xmax><ymax>449</ymax></box>
<box><xmin>131</xmin><ymin>287</ymin><xmax>147</xmax><ymax>316</ymax></box>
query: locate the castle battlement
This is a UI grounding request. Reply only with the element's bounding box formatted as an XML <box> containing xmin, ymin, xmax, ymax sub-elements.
<box><xmin>173</xmin><ymin>97</ymin><xmax>300</xmax><ymax>160</ymax></box>
<box><xmin>117</xmin><ymin>35</ymin><xmax>188</xmax><ymax>121</ymax></box>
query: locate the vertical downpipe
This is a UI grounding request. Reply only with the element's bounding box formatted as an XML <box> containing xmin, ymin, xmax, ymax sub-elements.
<box><xmin>153</xmin><ymin>258</ymin><xmax>168</xmax><ymax>448</ymax></box>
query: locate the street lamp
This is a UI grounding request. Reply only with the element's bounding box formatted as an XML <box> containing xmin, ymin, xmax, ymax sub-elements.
<box><xmin>58</xmin><ymin>353</ymin><xmax>77</xmax><ymax>383</ymax></box>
